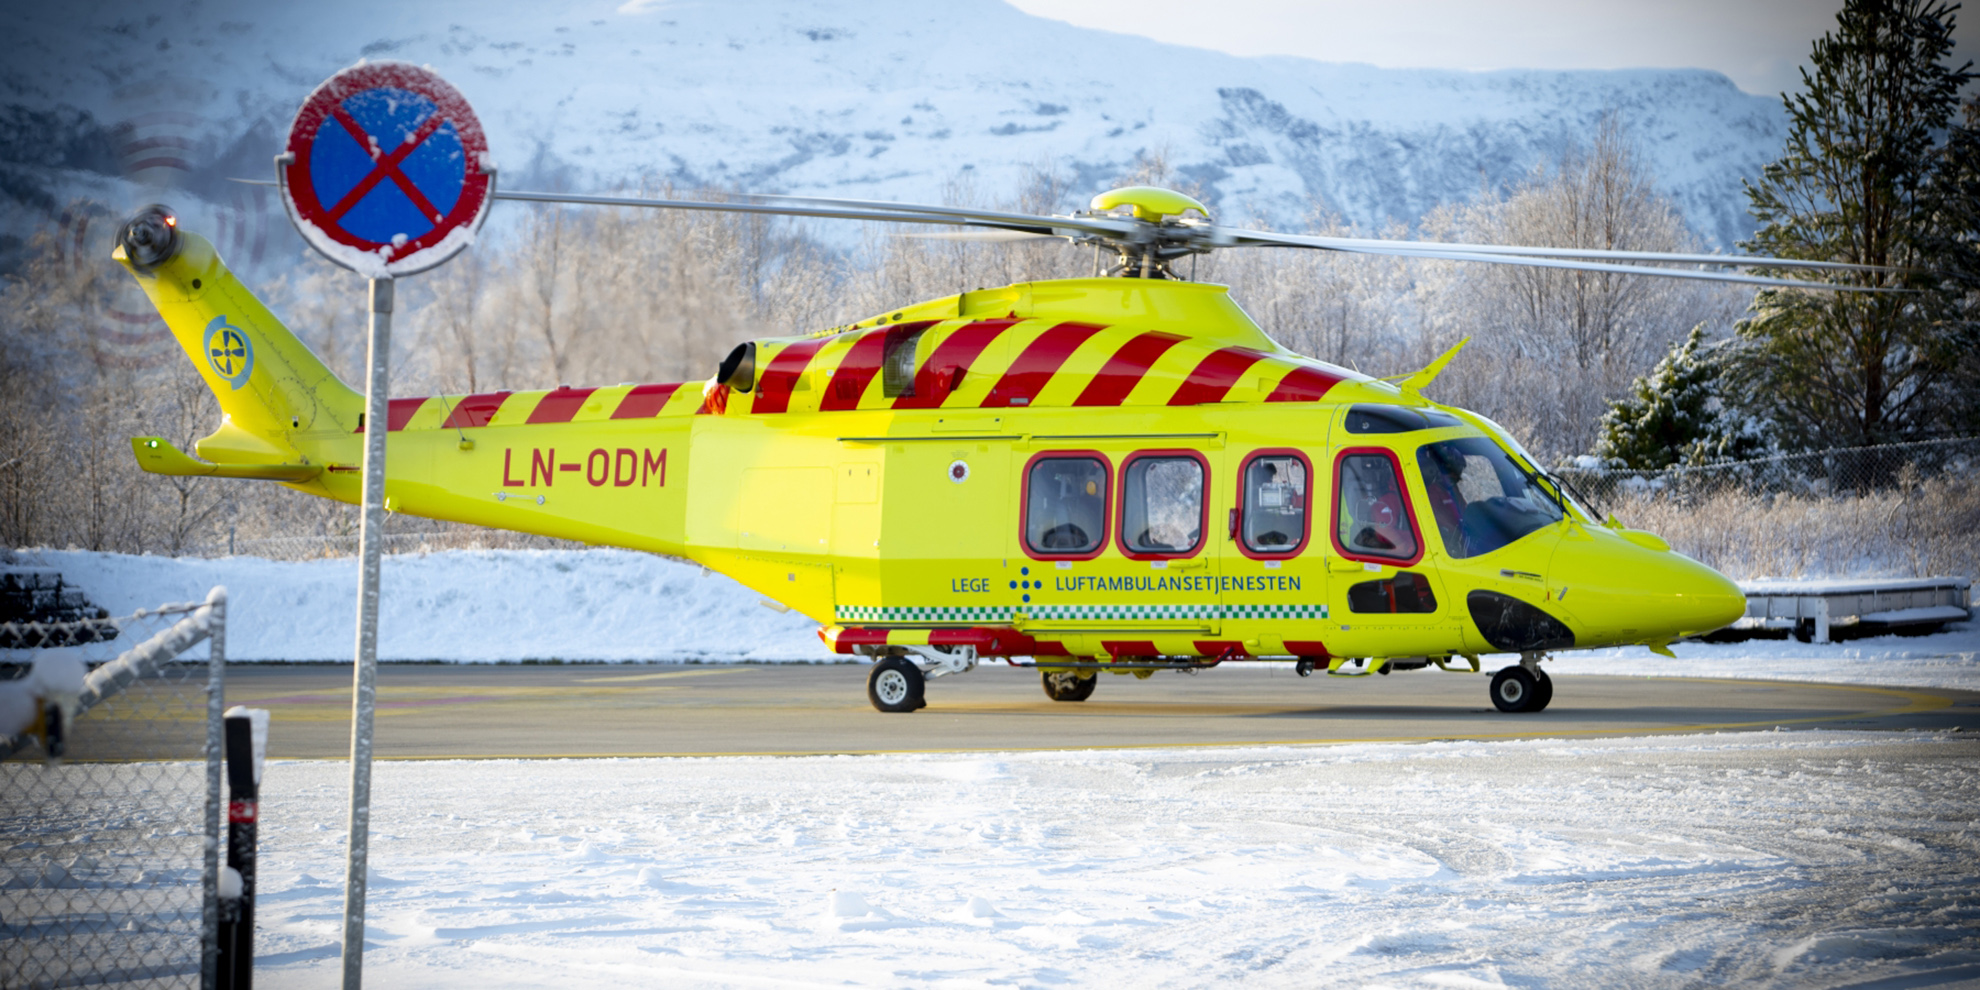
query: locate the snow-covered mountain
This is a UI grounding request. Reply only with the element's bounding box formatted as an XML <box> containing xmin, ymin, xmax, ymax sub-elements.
<box><xmin>6</xmin><ymin>0</ymin><xmax>1786</xmax><ymax>279</ymax></box>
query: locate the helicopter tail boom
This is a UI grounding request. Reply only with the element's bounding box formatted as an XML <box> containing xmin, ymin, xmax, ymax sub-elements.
<box><xmin>114</xmin><ymin>206</ymin><xmax>363</xmax><ymax>489</ymax></box>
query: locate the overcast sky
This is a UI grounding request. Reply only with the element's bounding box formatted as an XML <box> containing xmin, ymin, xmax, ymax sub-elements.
<box><xmin>1007</xmin><ymin>0</ymin><xmax>1980</xmax><ymax>98</ymax></box>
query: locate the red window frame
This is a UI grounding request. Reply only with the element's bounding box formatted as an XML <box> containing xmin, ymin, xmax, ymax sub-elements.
<box><xmin>1329</xmin><ymin>446</ymin><xmax>1425</xmax><ymax>567</ymax></box>
<box><xmin>1020</xmin><ymin>450</ymin><xmax>1113</xmax><ymax>561</ymax></box>
<box><xmin>1233</xmin><ymin>448</ymin><xmax>1314</xmax><ymax>560</ymax></box>
<box><xmin>1113</xmin><ymin>448</ymin><xmax>1211</xmax><ymax>561</ymax></box>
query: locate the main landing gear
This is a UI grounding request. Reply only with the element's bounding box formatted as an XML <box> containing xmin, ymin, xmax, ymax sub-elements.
<box><xmin>866</xmin><ymin>657</ymin><xmax>926</xmax><ymax>713</ymax></box>
<box><xmin>1489</xmin><ymin>656</ymin><xmax>1554</xmax><ymax>713</ymax></box>
<box><xmin>1041</xmin><ymin>670</ymin><xmax>1097</xmax><ymax>702</ymax></box>
<box><xmin>864</xmin><ymin>646</ymin><xmax>978</xmax><ymax>713</ymax></box>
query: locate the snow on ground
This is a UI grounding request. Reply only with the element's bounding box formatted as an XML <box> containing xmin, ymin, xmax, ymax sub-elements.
<box><xmin>17</xmin><ymin>551</ymin><xmax>1980</xmax><ymax>985</ymax></box>
<box><xmin>16</xmin><ymin>548</ymin><xmax>1980</xmax><ymax>693</ymax></box>
<box><xmin>250</xmin><ymin>731</ymin><xmax>1980</xmax><ymax>989</ymax></box>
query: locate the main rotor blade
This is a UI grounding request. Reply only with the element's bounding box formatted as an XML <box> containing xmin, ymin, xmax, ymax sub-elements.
<box><xmin>1233</xmin><ymin>232</ymin><xmax>1905</xmax><ymax>292</ymax></box>
<box><xmin>743</xmin><ymin>191</ymin><xmax>1134</xmax><ymax>239</ymax></box>
<box><xmin>1230</xmin><ymin>227</ymin><xmax>1901</xmax><ymax>275</ymax></box>
<box><xmin>228</xmin><ymin>179</ymin><xmax>1063</xmax><ymax>235</ymax></box>
<box><xmin>896</xmin><ymin>229</ymin><xmax>1059</xmax><ymax>243</ymax></box>
<box><xmin>490</xmin><ymin>189</ymin><xmax>1063</xmax><ymax>234</ymax></box>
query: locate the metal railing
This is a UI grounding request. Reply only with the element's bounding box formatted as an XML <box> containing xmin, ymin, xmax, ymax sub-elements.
<box><xmin>1</xmin><ymin>589</ymin><xmax>227</xmax><ymax>990</ymax></box>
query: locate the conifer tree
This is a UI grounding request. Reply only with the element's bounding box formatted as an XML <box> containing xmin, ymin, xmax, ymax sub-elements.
<box><xmin>1920</xmin><ymin>98</ymin><xmax>1980</xmax><ymax>433</ymax></box>
<box><xmin>1736</xmin><ymin>0</ymin><xmax>1974</xmax><ymax>448</ymax></box>
<box><xmin>1595</xmin><ymin>326</ymin><xmax>1765</xmax><ymax>469</ymax></box>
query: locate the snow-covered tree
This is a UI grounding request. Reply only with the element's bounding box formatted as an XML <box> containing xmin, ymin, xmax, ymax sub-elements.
<box><xmin>1593</xmin><ymin>325</ymin><xmax>1766</xmax><ymax>469</ymax></box>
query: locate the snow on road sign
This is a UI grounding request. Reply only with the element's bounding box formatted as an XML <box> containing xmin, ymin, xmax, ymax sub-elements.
<box><xmin>278</xmin><ymin>61</ymin><xmax>493</xmax><ymax>277</ymax></box>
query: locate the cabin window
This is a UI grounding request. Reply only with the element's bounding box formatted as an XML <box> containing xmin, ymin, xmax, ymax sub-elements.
<box><xmin>1344</xmin><ymin>404</ymin><xmax>1463</xmax><ymax>434</ymax></box>
<box><xmin>1119</xmin><ymin>453</ymin><xmax>1206</xmax><ymax>557</ymax></box>
<box><xmin>1334</xmin><ymin>452</ymin><xmax>1420</xmax><ymax>562</ymax></box>
<box><xmin>1240</xmin><ymin>453</ymin><xmax>1309</xmax><ymax>554</ymax></box>
<box><xmin>1415</xmin><ymin>437</ymin><xmax>1563</xmax><ymax>559</ymax></box>
<box><xmin>1347</xmin><ymin>571</ymin><xmax>1438</xmax><ymax>614</ymax></box>
<box><xmin>1024</xmin><ymin>455</ymin><xmax>1109</xmax><ymax>556</ymax></box>
<box><xmin>881</xmin><ymin>326</ymin><xmax>925</xmax><ymax>398</ymax></box>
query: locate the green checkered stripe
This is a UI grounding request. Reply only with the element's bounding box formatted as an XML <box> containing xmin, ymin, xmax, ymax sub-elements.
<box><xmin>1024</xmin><ymin>603</ymin><xmax>1220</xmax><ymax>621</ymax></box>
<box><xmin>836</xmin><ymin>602</ymin><xmax>1327</xmax><ymax>624</ymax></box>
<box><xmin>1222</xmin><ymin>603</ymin><xmax>1328</xmax><ymax>620</ymax></box>
<box><xmin>836</xmin><ymin>605</ymin><xmax>1014</xmax><ymax>623</ymax></box>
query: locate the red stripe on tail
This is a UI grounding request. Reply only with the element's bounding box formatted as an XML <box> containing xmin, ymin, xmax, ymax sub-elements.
<box><xmin>441</xmin><ymin>391</ymin><xmax>512</xmax><ymax>429</ymax></box>
<box><xmin>526</xmin><ymin>386</ymin><xmax>597</xmax><ymax>425</ymax></box>
<box><xmin>354</xmin><ymin>397</ymin><xmax>429</xmax><ymax>433</ymax></box>
<box><xmin>610</xmin><ymin>383</ymin><xmax>682</xmax><ymax>419</ymax></box>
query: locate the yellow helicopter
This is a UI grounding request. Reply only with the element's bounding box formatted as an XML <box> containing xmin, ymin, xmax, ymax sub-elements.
<box><xmin>113</xmin><ymin>184</ymin><xmax>1889</xmax><ymax>713</ymax></box>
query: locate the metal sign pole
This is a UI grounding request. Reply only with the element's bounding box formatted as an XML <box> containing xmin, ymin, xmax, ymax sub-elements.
<box><xmin>339</xmin><ymin>276</ymin><xmax>391</xmax><ymax>989</ymax></box>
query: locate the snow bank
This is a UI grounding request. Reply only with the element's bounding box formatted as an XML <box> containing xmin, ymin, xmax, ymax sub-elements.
<box><xmin>14</xmin><ymin>549</ymin><xmax>833</xmax><ymax>663</ymax></box>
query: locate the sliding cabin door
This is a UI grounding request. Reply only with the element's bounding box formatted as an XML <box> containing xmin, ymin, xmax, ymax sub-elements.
<box><xmin>1011</xmin><ymin>438</ymin><xmax>1222</xmax><ymax>660</ymax></box>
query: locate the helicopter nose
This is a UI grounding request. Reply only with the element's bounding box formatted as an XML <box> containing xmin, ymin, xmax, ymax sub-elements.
<box><xmin>1549</xmin><ymin>530</ymin><xmax>1747</xmax><ymax>646</ymax></box>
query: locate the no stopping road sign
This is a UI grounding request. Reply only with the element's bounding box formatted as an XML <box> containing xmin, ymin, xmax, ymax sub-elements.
<box><xmin>279</xmin><ymin>61</ymin><xmax>493</xmax><ymax>277</ymax></box>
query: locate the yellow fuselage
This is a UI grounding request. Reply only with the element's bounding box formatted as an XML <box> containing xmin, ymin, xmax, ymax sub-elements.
<box><xmin>122</xmin><ymin>232</ymin><xmax>1746</xmax><ymax>666</ymax></box>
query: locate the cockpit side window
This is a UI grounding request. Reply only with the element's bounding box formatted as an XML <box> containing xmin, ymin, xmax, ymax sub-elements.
<box><xmin>1023</xmin><ymin>453</ymin><xmax>1110</xmax><ymax>558</ymax></box>
<box><xmin>1119</xmin><ymin>452</ymin><xmax>1207</xmax><ymax>558</ymax></box>
<box><xmin>1239</xmin><ymin>451</ymin><xmax>1310</xmax><ymax>556</ymax></box>
<box><xmin>1415</xmin><ymin>437</ymin><xmax>1563</xmax><ymax>559</ymax></box>
<box><xmin>1333</xmin><ymin>450</ymin><xmax>1421</xmax><ymax>563</ymax></box>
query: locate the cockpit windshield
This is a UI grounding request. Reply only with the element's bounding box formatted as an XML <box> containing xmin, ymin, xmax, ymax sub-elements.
<box><xmin>1415</xmin><ymin>437</ymin><xmax>1563</xmax><ymax>559</ymax></box>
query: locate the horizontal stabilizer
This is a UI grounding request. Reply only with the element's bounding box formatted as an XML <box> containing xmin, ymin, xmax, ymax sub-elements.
<box><xmin>130</xmin><ymin>437</ymin><xmax>322</xmax><ymax>482</ymax></box>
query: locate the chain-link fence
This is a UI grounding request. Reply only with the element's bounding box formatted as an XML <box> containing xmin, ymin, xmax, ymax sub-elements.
<box><xmin>192</xmin><ymin>525</ymin><xmax>579</xmax><ymax>562</ymax></box>
<box><xmin>1</xmin><ymin>590</ymin><xmax>226</xmax><ymax>990</ymax></box>
<box><xmin>1555</xmin><ymin>437</ymin><xmax>1980</xmax><ymax>581</ymax></box>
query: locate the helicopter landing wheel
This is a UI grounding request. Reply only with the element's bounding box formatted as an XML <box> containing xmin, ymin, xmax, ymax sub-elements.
<box><xmin>1295</xmin><ymin>657</ymin><xmax>1319</xmax><ymax>677</ymax></box>
<box><xmin>867</xmin><ymin>657</ymin><xmax>926</xmax><ymax>713</ymax></box>
<box><xmin>1041</xmin><ymin>670</ymin><xmax>1097</xmax><ymax>702</ymax></box>
<box><xmin>1531</xmin><ymin>668</ymin><xmax>1554</xmax><ymax>711</ymax></box>
<box><xmin>1490</xmin><ymin>665</ymin><xmax>1545</xmax><ymax>713</ymax></box>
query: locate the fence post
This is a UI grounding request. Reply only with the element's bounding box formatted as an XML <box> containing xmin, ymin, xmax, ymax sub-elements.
<box><xmin>201</xmin><ymin>586</ymin><xmax>228</xmax><ymax>990</ymax></box>
<box><xmin>219</xmin><ymin>707</ymin><xmax>268</xmax><ymax>990</ymax></box>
